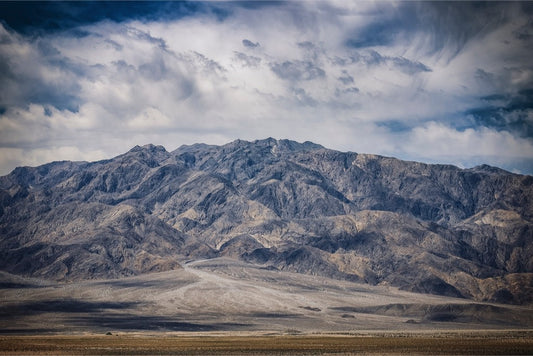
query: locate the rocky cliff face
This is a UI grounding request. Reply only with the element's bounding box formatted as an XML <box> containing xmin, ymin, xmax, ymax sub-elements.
<box><xmin>1</xmin><ymin>139</ymin><xmax>532</xmax><ymax>304</ymax></box>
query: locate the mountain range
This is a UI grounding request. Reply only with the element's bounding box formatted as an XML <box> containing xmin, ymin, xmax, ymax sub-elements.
<box><xmin>1</xmin><ymin>138</ymin><xmax>532</xmax><ymax>304</ymax></box>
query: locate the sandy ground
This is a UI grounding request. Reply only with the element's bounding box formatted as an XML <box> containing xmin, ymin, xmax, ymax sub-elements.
<box><xmin>1</xmin><ymin>258</ymin><xmax>532</xmax><ymax>335</ymax></box>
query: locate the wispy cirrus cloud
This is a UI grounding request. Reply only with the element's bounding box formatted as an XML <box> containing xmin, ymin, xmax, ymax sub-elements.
<box><xmin>0</xmin><ymin>1</ymin><xmax>532</xmax><ymax>175</ymax></box>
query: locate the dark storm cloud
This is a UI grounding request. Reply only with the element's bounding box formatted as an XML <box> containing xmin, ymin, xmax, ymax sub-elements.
<box><xmin>513</xmin><ymin>18</ymin><xmax>533</xmax><ymax>41</ymax></box>
<box><xmin>475</xmin><ymin>67</ymin><xmax>533</xmax><ymax>95</ymax></box>
<box><xmin>0</xmin><ymin>26</ymin><xmax>82</xmax><ymax>112</ymax></box>
<box><xmin>469</xmin><ymin>65</ymin><xmax>533</xmax><ymax>140</ymax></box>
<box><xmin>0</xmin><ymin>1</ymin><xmax>222</xmax><ymax>34</ymax></box>
<box><xmin>242</xmin><ymin>39</ymin><xmax>260</xmax><ymax>48</ymax></box>
<box><xmin>297</xmin><ymin>41</ymin><xmax>315</xmax><ymax>50</ymax></box>
<box><xmin>346</xmin><ymin>2</ymin><xmax>533</xmax><ymax>59</ymax></box>
<box><xmin>345</xmin><ymin>2</ymin><xmax>419</xmax><ymax>48</ymax></box>
<box><xmin>466</xmin><ymin>89</ymin><xmax>533</xmax><ymax>138</ymax></box>
<box><xmin>270</xmin><ymin>60</ymin><xmax>325</xmax><ymax>81</ymax></box>
<box><xmin>377</xmin><ymin>120</ymin><xmax>411</xmax><ymax>133</ymax></box>
<box><xmin>419</xmin><ymin>1</ymin><xmax>533</xmax><ymax>56</ymax></box>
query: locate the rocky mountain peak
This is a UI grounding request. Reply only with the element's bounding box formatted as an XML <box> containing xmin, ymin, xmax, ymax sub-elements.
<box><xmin>129</xmin><ymin>143</ymin><xmax>168</xmax><ymax>153</ymax></box>
<box><xmin>470</xmin><ymin>164</ymin><xmax>512</xmax><ymax>175</ymax></box>
<box><xmin>251</xmin><ymin>137</ymin><xmax>324</xmax><ymax>153</ymax></box>
<box><xmin>0</xmin><ymin>139</ymin><xmax>532</xmax><ymax>304</ymax></box>
<box><xmin>119</xmin><ymin>144</ymin><xmax>171</xmax><ymax>168</ymax></box>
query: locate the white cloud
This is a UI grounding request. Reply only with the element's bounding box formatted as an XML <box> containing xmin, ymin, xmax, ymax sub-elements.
<box><xmin>0</xmin><ymin>146</ymin><xmax>108</xmax><ymax>174</ymax></box>
<box><xmin>401</xmin><ymin>122</ymin><xmax>533</xmax><ymax>169</ymax></box>
<box><xmin>128</xmin><ymin>107</ymin><xmax>172</xmax><ymax>130</ymax></box>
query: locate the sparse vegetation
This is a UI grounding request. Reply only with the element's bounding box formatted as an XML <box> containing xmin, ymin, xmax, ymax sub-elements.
<box><xmin>1</xmin><ymin>333</ymin><xmax>532</xmax><ymax>355</ymax></box>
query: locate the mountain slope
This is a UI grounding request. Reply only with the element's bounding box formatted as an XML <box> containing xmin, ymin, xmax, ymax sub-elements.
<box><xmin>1</xmin><ymin>139</ymin><xmax>532</xmax><ymax>303</ymax></box>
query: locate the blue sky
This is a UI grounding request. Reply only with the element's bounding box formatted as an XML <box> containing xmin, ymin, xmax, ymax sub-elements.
<box><xmin>1</xmin><ymin>1</ymin><xmax>532</xmax><ymax>175</ymax></box>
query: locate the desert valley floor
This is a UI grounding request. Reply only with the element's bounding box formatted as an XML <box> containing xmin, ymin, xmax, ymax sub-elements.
<box><xmin>1</xmin><ymin>258</ymin><xmax>533</xmax><ymax>354</ymax></box>
<box><xmin>2</xmin><ymin>257</ymin><xmax>533</xmax><ymax>334</ymax></box>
